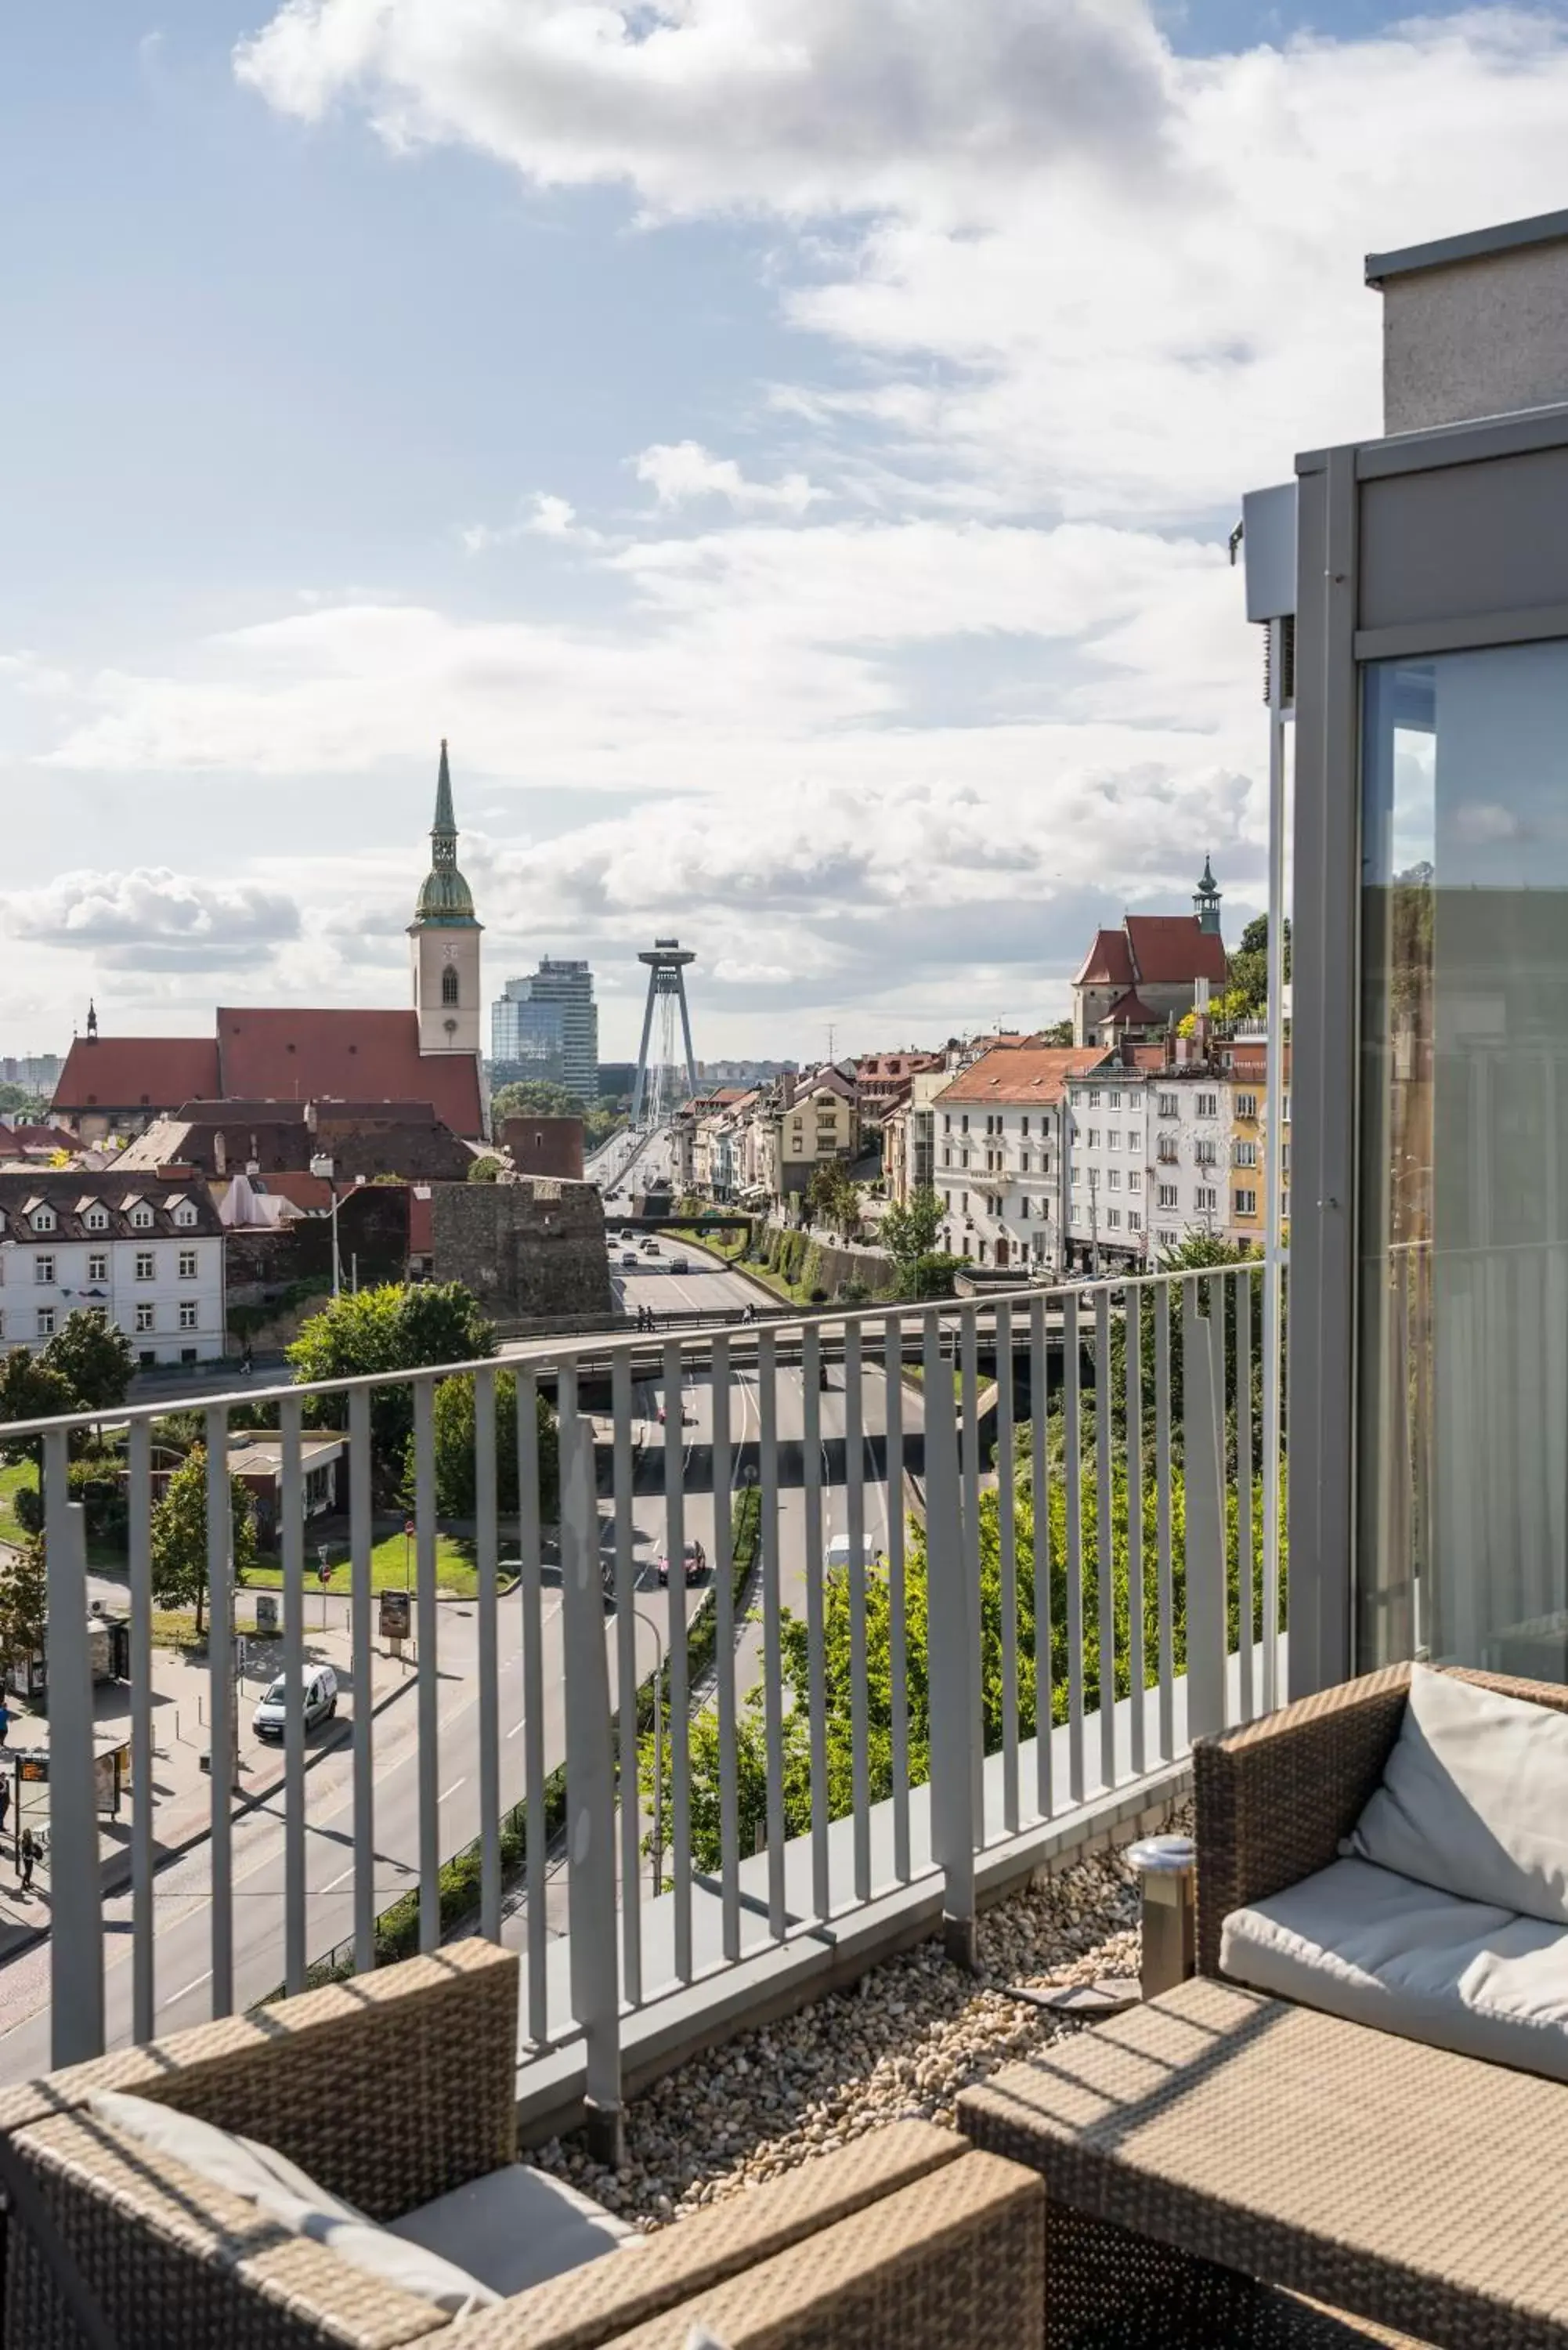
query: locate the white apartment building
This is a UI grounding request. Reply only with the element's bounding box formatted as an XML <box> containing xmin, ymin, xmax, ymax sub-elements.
<box><xmin>1065</xmin><ymin>1061</ymin><xmax>1232</xmax><ymax>1268</ymax></box>
<box><xmin>0</xmin><ymin>1173</ymin><xmax>226</xmax><ymax>1369</ymax></box>
<box><xmin>931</xmin><ymin>1047</ymin><xmax>1099</xmax><ymax>1271</ymax></box>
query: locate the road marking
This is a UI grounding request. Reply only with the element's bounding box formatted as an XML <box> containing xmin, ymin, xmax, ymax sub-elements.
<box><xmin>165</xmin><ymin>1969</ymin><xmax>213</xmax><ymax>2003</ymax></box>
<box><xmin>320</xmin><ymin>1860</ymin><xmax>356</xmax><ymax>1893</ymax></box>
<box><xmin>505</xmin><ymin>1719</ymin><xmax>526</xmax><ymax>1739</ymax></box>
<box><xmin>439</xmin><ymin>1777</ymin><xmax>468</xmax><ymax>1803</ymax></box>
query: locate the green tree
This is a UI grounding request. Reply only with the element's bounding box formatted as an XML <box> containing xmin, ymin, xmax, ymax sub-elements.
<box><xmin>806</xmin><ymin>1158</ymin><xmax>860</xmax><ymax>1238</ymax></box>
<box><xmin>41</xmin><ymin>1310</ymin><xmax>135</xmax><ymax>1412</ymax></box>
<box><xmin>0</xmin><ymin>1082</ymin><xmax>47</xmax><ymax>1118</ymax></box>
<box><xmin>491</xmin><ymin>1078</ymin><xmax>584</xmax><ymax>1119</ymax></box>
<box><xmin>0</xmin><ymin>1348</ymin><xmax>77</xmax><ymax>1480</ymax></box>
<box><xmin>468</xmin><ymin>1154</ymin><xmax>504</xmax><ymax>1183</ymax></box>
<box><xmin>0</xmin><ymin>1530</ymin><xmax>49</xmax><ymax>1675</ymax></box>
<box><xmin>287</xmin><ymin>1282</ymin><xmax>496</xmax><ymax>1480</ymax></box>
<box><xmin>418</xmin><ymin>1371</ymin><xmax>561</xmax><ymax>1523</ymax></box>
<box><xmin>1035</xmin><ymin>1018</ymin><xmax>1074</xmax><ymax>1047</ymax></box>
<box><xmin>150</xmin><ymin>1446</ymin><xmax>258</xmax><ymax>1638</ymax></box>
<box><xmin>880</xmin><ymin>1187</ymin><xmax>945</xmax><ymax>1292</ymax></box>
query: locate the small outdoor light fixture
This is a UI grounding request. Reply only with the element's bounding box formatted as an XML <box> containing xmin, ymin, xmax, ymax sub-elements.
<box><xmin>1125</xmin><ymin>1831</ymin><xmax>1197</xmax><ymax>2000</ymax></box>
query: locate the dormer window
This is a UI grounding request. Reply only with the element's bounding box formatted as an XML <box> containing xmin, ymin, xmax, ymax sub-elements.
<box><xmin>130</xmin><ymin>1203</ymin><xmax>154</xmax><ymax>1231</ymax></box>
<box><xmin>174</xmin><ymin>1202</ymin><xmax>197</xmax><ymax>1228</ymax></box>
<box><xmin>31</xmin><ymin>1206</ymin><xmax>56</xmax><ymax>1234</ymax></box>
<box><xmin>85</xmin><ymin>1206</ymin><xmax>109</xmax><ymax>1232</ymax></box>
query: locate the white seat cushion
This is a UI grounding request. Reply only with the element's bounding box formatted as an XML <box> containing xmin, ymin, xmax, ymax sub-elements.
<box><xmin>1222</xmin><ymin>1856</ymin><xmax>1568</xmax><ymax>2083</ymax></box>
<box><xmin>88</xmin><ymin>2090</ymin><xmax>498</xmax><ymax>2317</ymax></box>
<box><xmin>388</xmin><ymin>2161</ymin><xmax>638</xmax><ymax>2298</ymax></box>
<box><xmin>1343</xmin><ymin>1663</ymin><xmax>1568</xmax><ymax>1925</ymax></box>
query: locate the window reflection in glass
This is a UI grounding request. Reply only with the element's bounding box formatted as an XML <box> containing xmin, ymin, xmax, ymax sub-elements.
<box><xmin>1359</xmin><ymin>643</ymin><xmax>1568</xmax><ymax>1679</ymax></box>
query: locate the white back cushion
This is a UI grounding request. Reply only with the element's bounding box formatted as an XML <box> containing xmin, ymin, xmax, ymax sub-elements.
<box><xmin>1344</xmin><ymin>1665</ymin><xmax>1568</xmax><ymax>1925</ymax></box>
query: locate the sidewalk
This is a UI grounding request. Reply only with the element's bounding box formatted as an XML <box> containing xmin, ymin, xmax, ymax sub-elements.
<box><xmin>0</xmin><ymin>1601</ymin><xmax>425</xmax><ymax>1959</ymax></box>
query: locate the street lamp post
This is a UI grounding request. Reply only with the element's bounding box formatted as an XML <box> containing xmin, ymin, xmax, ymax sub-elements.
<box><xmin>309</xmin><ymin>1155</ymin><xmax>341</xmax><ymax>1298</ymax></box>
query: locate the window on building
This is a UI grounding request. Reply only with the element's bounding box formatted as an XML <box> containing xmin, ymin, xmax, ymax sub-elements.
<box><xmin>131</xmin><ymin>1204</ymin><xmax>153</xmax><ymax>1229</ymax></box>
<box><xmin>1196</xmin><ymin>1185</ymin><xmax>1218</xmax><ymax>1212</ymax></box>
<box><xmin>1235</xmin><ymin>1092</ymin><xmax>1259</xmax><ymax>1121</ymax></box>
<box><xmin>179</xmin><ymin>1248</ymin><xmax>198</xmax><ymax>1278</ymax></box>
<box><xmin>1234</xmin><ymin>1140</ymin><xmax>1258</xmax><ymax>1168</ymax></box>
<box><xmin>1158</xmin><ymin>1183</ymin><xmax>1178</xmax><ymax>1209</ymax></box>
<box><xmin>87</xmin><ymin>1251</ymin><xmax>107</xmax><ymax>1282</ymax></box>
<box><xmin>1087</xmin><ymin>1089</ymin><xmax>1100</xmax><ymax>1108</ymax></box>
<box><xmin>960</xmin><ymin>1113</ymin><xmax>970</xmax><ymax>1133</ymax></box>
<box><xmin>961</xmin><ymin>1191</ymin><xmax>968</xmax><ymax>1213</ymax></box>
<box><xmin>1158</xmin><ymin>1092</ymin><xmax>1178</xmax><ymax>1119</ymax></box>
<box><xmin>1281</xmin><ymin>1090</ymin><xmax>1291</xmax><ymax>1123</ymax></box>
<box><xmin>441</xmin><ymin>964</ymin><xmax>460</xmax><ymax>1007</ymax></box>
<box><xmin>85</xmin><ymin>1205</ymin><xmax>108</xmax><ymax>1231</ymax></box>
<box><xmin>1021</xmin><ymin>1115</ymin><xmax>1030</xmax><ymax>1137</ymax></box>
<box><xmin>36</xmin><ymin>1307</ymin><xmax>55</xmax><ymax>1339</ymax></box>
<box><xmin>943</xmin><ymin>1147</ymin><xmax>952</xmax><ymax>1168</ymax></box>
<box><xmin>135</xmin><ymin>1303</ymin><xmax>154</xmax><ymax>1332</ymax></box>
<box><xmin>1018</xmin><ymin>1152</ymin><xmax>1030</xmax><ymax>1173</ymax></box>
<box><xmin>1197</xmin><ymin>1092</ymin><xmax>1218</xmax><ymax>1119</ymax></box>
<box><xmin>135</xmin><ymin>1249</ymin><xmax>155</xmax><ymax>1281</ymax></box>
<box><xmin>1157</xmin><ymin>1137</ymin><xmax>1178</xmax><ymax>1163</ymax></box>
<box><xmin>1107</xmin><ymin>1168</ymin><xmax>1122</xmax><ymax>1190</ymax></box>
<box><xmin>1234</xmin><ymin>1188</ymin><xmax>1259</xmax><ymax>1218</ymax></box>
<box><xmin>943</xmin><ymin>1113</ymin><xmax>952</xmax><ymax>1133</ymax></box>
<box><xmin>1086</xmin><ymin>1128</ymin><xmax>1099</xmax><ymax>1148</ymax></box>
<box><xmin>1105</xmin><ymin>1208</ymin><xmax>1122</xmax><ymax>1229</ymax></box>
<box><xmin>1281</xmin><ymin>1142</ymin><xmax>1291</xmax><ymax>1172</ymax></box>
<box><xmin>1108</xmin><ymin>1090</ymin><xmax>1121</xmax><ymax>1109</ymax></box>
<box><xmin>1020</xmin><ymin>1198</ymin><xmax>1030</xmax><ymax>1220</ymax></box>
<box><xmin>1128</xmin><ymin>1169</ymin><xmax>1142</xmax><ymax>1191</ymax></box>
<box><xmin>179</xmin><ymin>1300</ymin><xmax>199</xmax><ymax>1330</ymax></box>
<box><xmin>1128</xmin><ymin>1210</ymin><xmax>1142</xmax><ymax>1231</ymax></box>
<box><xmin>34</xmin><ymin>1254</ymin><xmax>54</xmax><ymax>1285</ymax></box>
<box><xmin>1107</xmin><ymin>1130</ymin><xmax>1121</xmax><ymax>1150</ymax></box>
<box><xmin>31</xmin><ymin>1206</ymin><xmax>55</xmax><ymax>1234</ymax></box>
<box><xmin>1088</xmin><ymin>1168</ymin><xmax>1100</xmax><ymax>1189</ymax></box>
<box><xmin>1195</xmin><ymin>1140</ymin><xmax>1216</xmax><ymax>1166</ymax></box>
<box><xmin>1128</xmin><ymin>1126</ymin><xmax>1141</xmax><ymax>1150</ymax></box>
<box><xmin>943</xmin><ymin>1188</ymin><xmax>951</xmax><ymax>1207</ymax></box>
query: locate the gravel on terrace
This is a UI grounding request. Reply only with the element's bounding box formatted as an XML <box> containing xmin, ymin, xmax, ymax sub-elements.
<box><xmin>533</xmin><ymin>1822</ymin><xmax>1180</xmax><ymax>2230</ymax></box>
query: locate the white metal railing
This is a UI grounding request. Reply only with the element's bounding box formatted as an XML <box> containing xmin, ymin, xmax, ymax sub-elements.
<box><xmin>7</xmin><ymin>1266</ymin><xmax>1284</xmax><ymax>2133</ymax></box>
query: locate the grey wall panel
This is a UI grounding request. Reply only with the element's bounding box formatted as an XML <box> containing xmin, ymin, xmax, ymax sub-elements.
<box><xmin>1360</xmin><ymin>444</ymin><xmax>1568</xmax><ymax>631</ymax></box>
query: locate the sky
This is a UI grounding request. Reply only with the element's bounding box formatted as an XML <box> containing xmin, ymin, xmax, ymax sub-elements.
<box><xmin>5</xmin><ymin>2</ymin><xmax>1568</xmax><ymax>1064</ymax></box>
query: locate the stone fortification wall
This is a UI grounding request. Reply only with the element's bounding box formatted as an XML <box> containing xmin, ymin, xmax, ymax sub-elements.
<box><xmin>432</xmin><ymin>1175</ymin><xmax>609</xmax><ymax>1322</ymax></box>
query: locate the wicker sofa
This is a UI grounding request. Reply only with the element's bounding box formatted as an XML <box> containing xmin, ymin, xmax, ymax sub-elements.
<box><xmin>0</xmin><ymin>1941</ymin><xmax>1046</xmax><ymax>2350</ymax></box>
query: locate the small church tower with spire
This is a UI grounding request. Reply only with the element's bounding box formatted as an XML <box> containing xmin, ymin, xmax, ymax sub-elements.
<box><xmin>1193</xmin><ymin>855</ymin><xmax>1223</xmax><ymax>937</ymax></box>
<box><xmin>409</xmin><ymin>740</ymin><xmax>483</xmax><ymax>1057</ymax></box>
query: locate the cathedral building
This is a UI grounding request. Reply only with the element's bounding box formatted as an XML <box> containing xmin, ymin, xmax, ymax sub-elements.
<box><xmin>51</xmin><ymin>746</ymin><xmax>488</xmax><ymax>1144</ymax></box>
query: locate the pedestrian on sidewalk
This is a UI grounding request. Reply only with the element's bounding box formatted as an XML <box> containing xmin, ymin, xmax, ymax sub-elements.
<box><xmin>0</xmin><ymin>1697</ymin><xmax>12</xmax><ymax>1748</ymax></box>
<box><xmin>19</xmin><ymin>1828</ymin><xmax>36</xmax><ymax>1895</ymax></box>
<box><xmin>0</xmin><ymin>1773</ymin><xmax>10</xmax><ymax>1842</ymax></box>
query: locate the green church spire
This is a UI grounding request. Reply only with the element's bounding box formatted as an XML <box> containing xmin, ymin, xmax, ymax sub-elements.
<box><xmin>412</xmin><ymin>739</ymin><xmax>480</xmax><ymax>928</ymax></box>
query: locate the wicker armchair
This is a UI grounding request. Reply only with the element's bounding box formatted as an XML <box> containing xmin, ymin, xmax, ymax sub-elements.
<box><xmin>0</xmin><ymin>1943</ymin><xmax>1045</xmax><ymax>2350</ymax></box>
<box><xmin>1192</xmin><ymin>1661</ymin><xmax>1568</xmax><ymax>1978</ymax></box>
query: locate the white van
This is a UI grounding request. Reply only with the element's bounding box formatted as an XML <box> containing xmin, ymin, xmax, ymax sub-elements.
<box><xmin>254</xmin><ymin>1665</ymin><xmax>338</xmax><ymax>1743</ymax></box>
<box><xmin>825</xmin><ymin>1535</ymin><xmax>858</xmax><ymax>1572</ymax></box>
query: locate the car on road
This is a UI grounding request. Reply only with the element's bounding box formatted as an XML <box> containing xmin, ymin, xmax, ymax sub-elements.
<box><xmin>253</xmin><ymin>1665</ymin><xmax>337</xmax><ymax>1742</ymax></box>
<box><xmin>656</xmin><ymin>1539</ymin><xmax>707</xmax><ymax>1585</ymax></box>
<box><xmin>641</xmin><ymin>1238</ymin><xmax>660</xmax><ymax>1255</ymax></box>
<box><xmin>620</xmin><ymin>1252</ymin><xmax>638</xmax><ymax>1269</ymax></box>
<box><xmin>670</xmin><ymin>1255</ymin><xmax>688</xmax><ymax>1273</ymax></box>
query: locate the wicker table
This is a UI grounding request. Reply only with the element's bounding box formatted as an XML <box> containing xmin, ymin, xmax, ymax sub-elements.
<box><xmin>959</xmin><ymin>1976</ymin><xmax>1568</xmax><ymax>2350</ymax></box>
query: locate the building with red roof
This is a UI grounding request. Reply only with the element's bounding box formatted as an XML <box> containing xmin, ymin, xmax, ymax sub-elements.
<box><xmin>1071</xmin><ymin>861</ymin><xmax>1230</xmax><ymax>1044</ymax></box>
<box><xmin>50</xmin><ymin>749</ymin><xmax>487</xmax><ymax>1145</ymax></box>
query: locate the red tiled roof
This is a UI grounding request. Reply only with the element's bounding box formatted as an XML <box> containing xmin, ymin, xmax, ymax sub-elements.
<box><xmin>1124</xmin><ymin>916</ymin><xmax>1228</xmax><ymax>985</ymax></box>
<box><xmin>216</xmin><ymin>1010</ymin><xmax>482</xmax><ymax>1137</ymax></box>
<box><xmin>252</xmin><ymin>1171</ymin><xmax>334</xmax><ymax>1212</ymax></box>
<box><xmin>1072</xmin><ymin>928</ymin><xmax>1136</xmax><ymax>988</ymax></box>
<box><xmin>934</xmin><ymin>1046</ymin><xmax>1104</xmax><ymax>1107</ymax></box>
<box><xmin>52</xmin><ymin>1036</ymin><xmax>220</xmax><ymax>1114</ymax></box>
<box><xmin>1100</xmin><ymin>990</ymin><xmax>1165</xmax><ymax>1027</ymax></box>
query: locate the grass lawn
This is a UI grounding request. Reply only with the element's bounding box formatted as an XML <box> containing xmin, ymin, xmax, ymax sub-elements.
<box><xmin>0</xmin><ymin>1459</ymin><xmax>38</xmax><ymax>1544</ymax></box>
<box><xmin>246</xmin><ymin>1530</ymin><xmax>480</xmax><ymax>1597</ymax></box>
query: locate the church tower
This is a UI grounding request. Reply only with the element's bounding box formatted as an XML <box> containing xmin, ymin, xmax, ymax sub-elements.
<box><xmin>1193</xmin><ymin>855</ymin><xmax>1223</xmax><ymax>938</ymax></box>
<box><xmin>410</xmin><ymin>740</ymin><xmax>483</xmax><ymax>1056</ymax></box>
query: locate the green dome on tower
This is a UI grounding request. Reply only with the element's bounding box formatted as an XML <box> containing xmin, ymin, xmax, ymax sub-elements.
<box><xmin>411</xmin><ymin>739</ymin><xmax>481</xmax><ymax>929</ymax></box>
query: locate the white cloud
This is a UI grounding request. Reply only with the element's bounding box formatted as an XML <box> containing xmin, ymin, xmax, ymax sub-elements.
<box><xmin>634</xmin><ymin>440</ymin><xmax>822</xmax><ymax>514</ymax></box>
<box><xmin>1</xmin><ymin>867</ymin><xmax>301</xmax><ymax>970</ymax></box>
<box><xmin>461</xmin><ymin>491</ymin><xmax>586</xmax><ymax>552</ymax></box>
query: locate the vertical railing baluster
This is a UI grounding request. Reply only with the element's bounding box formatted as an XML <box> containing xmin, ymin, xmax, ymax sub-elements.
<box><xmin>1126</xmin><ymin>1291</ymin><xmax>1146</xmax><ymax>1777</ymax></box>
<box><xmin>44</xmin><ymin>1430</ymin><xmax>104</xmax><ymax>2063</ymax></box>
<box><xmin>1237</xmin><ymin>1267</ymin><xmax>1255</xmax><ymax>1722</ymax></box>
<box><xmin>205</xmin><ymin>1405</ymin><xmax>234</xmax><ymax>2017</ymax></box>
<box><xmin>960</xmin><ymin>1309</ymin><xmax>983</xmax><ymax>1836</ymax></box>
<box><xmin>128</xmin><ymin>1418</ymin><xmax>154</xmax><ymax>2042</ymax></box>
<box><xmin>1095</xmin><ymin>1286</ymin><xmax>1116</xmax><ymax>1791</ymax></box>
<box><xmin>611</xmin><ymin>1351</ymin><xmax>641</xmax><ymax>2003</ymax></box>
<box><xmin>1030</xmin><ymin>1292</ymin><xmax>1053</xmax><ymax>1819</ymax></box>
<box><xmin>844</xmin><ymin>1319</ymin><xmax>870</xmax><ymax>1902</ymax></box>
<box><xmin>516</xmin><ymin>1369</ymin><xmax>548</xmax><ymax>2047</ymax></box>
<box><xmin>1156</xmin><ymin>1284</ymin><xmax>1176</xmax><ymax>1762</ymax></box>
<box><xmin>883</xmin><ymin>1313</ymin><xmax>910</xmax><ymax>1882</ymax></box>
<box><xmin>1064</xmin><ymin>1292</ymin><xmax>1085</xmax><ymax>1804</ymax></box>
<box><xmin>349</xmin><ymin>1385</ymin><xmax>374</xmax><ymax>1976</ymax></box>
<box><xmin>474</xmin><ymin>1365</ymin><xmax>501</xmax><ymax>1943</ymax></box>
<box><xmin>561</xmin><ymin>1403</ymin><xmax>623</xmax><ymax>2168</ymax></box>
<box><xmin>710</xmin><ymin>1335</ymin><xmax>740</xmax><ymax>1961</ymax></box>
<box><xmin>757</xmin><ymin>1329</ymin><xmax>786</xmax><ymax>1938</ymax></box>
<box><xmin>414</xmin><ymin>1377</ymin><xmax>439</xmax><ymax>1954</ymax></box>
<box><xmin>1183</xmin><ymin>1276</ymin><xmax>1227</xmax><ymax>1741</ymax></box>
<box><xmin>995</xmin><ymin>1300</ymin><xmax>1019</xmax><ymax>1835</ymax></box>
<box><xmin>802</xmin><ymin>1321</ymin><xmax>830</xmax><ymax>1922</ymax></box>
<box><xmin>661</xmin><ymin>1338</ymin><xmax>692</xmax><ymax>1981</ymax></box>
<box><xmin>280</xmin><ymin>1396</ymin><xmax>307</xmax><ymax>1997</ymax></box>
<box><xmin>925</xmin><ymin>1309</ymin><xmax>975</xmax><ymax>1968</ymax></box>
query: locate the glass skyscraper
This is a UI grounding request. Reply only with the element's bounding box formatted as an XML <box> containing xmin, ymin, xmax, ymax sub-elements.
<box><xmin>490</xmin><ymin>960</ymin><xmax>599</xmax><ymax>1103</ymax></box>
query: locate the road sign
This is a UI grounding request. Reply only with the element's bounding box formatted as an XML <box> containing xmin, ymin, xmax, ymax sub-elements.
<box><xmin>379</xmin><ymin>1589</ymin><xmax>411</xmax><ymax>1641</ymax></box>
<box><xmin>254</xmin><ymin>1592</ymin><xmax>279</xmax><ymax>1636</ymax></box>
